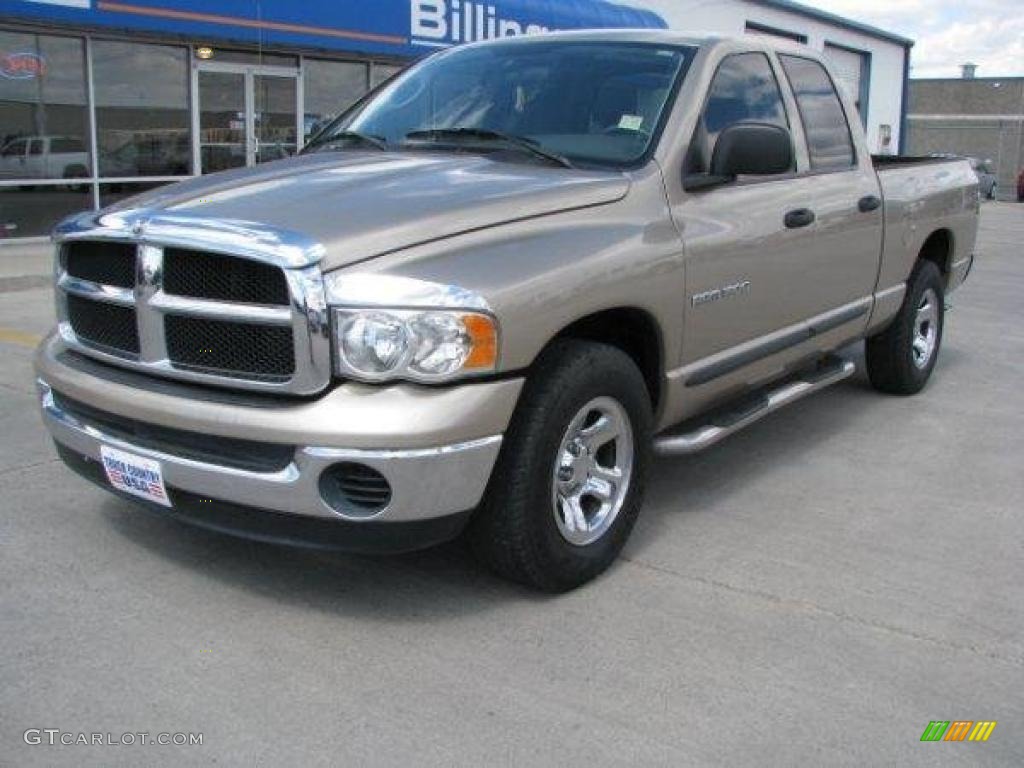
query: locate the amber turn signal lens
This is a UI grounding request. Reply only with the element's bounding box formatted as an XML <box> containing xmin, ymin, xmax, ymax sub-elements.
<box><xmin>462</xmin><ymin>313</ymin><xmax>498</xmax><ymax>370</ymax></box>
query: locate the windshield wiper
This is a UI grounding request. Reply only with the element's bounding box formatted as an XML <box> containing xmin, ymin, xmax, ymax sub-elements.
<box><xmin>304</xmin><ymin>130</ymin><xmax>388</xmax><ymax>152</ymax></box>
<box><xmin>403</xmin><ymin>128</ymin><xmax>574</xmax><ymax>168</ymax></box>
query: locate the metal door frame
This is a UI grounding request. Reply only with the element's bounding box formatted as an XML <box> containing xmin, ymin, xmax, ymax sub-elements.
<box><xmin>191</xmin><ymin>60</ymin><xmax>301</xmax><ymax>173</ymax></box>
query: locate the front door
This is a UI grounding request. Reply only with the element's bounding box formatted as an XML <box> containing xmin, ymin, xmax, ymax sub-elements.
<box><xmin>196</xmin><ymin>64</ymin><xmax>299</xmax><ymax>174</ymax></box>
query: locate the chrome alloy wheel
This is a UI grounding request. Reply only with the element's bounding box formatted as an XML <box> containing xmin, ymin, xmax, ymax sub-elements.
<box><xmin>551</xmin><ymin>396</ymin><xmax>634</xmax><ymax>547</ymax></box>
<box><xmin>912</xmin><ymin>288</ymin><xmax>939</xmax><ymax>369</ymax></box>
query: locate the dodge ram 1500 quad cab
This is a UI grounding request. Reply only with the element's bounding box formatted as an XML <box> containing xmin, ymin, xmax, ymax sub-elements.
<box><xmin>36</xmin><ymin>32</ymin><xmax>979</xmax><ymax>591</ymax></box>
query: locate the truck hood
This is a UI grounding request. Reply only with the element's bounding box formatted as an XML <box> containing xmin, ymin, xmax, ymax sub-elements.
<box><xmin>113</xmin><ymin>151</ymin><xmax>630</xmax><ymax>270</ymax></box>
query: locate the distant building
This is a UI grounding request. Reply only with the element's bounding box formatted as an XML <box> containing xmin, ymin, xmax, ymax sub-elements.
<box><xmin>908</xmin><ymin>75</ymin><xmax>1024</xmax><ymax>201</ymax></box>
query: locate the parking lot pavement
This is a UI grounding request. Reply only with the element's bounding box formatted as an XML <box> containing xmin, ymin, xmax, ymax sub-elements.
<box><xmin>1</xmin><ymin>203</ymin><xmax>1022</xmax><ymax>767</ymax></box>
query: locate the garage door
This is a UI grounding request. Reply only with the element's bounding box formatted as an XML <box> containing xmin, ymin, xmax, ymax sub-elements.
<box><xmin>823</xmin><ymin>43</ymin><xmax>868</xmax><ymax>124</ymax></box>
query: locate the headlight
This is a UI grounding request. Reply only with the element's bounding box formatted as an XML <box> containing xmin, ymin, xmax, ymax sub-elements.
<box><xmin>332</xmin><ymin>308</ymin><xmax>498</xmax><ymax>382</ymax></box>
<box><xmin>325</xmin><ymin>272</ymin><xmax>499</xmax><ymax>383</ymax></box>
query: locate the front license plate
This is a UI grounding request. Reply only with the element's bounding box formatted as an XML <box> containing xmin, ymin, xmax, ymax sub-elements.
<box><xmin>100</xmin><ymin>445</ymin><xmax>171</xmax><ymax>508</ymax></box>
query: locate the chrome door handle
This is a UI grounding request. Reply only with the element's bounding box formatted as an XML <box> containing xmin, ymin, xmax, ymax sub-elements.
<box><xmin>784</xmin><ymin>208</ymin><xmax>816</xmax><ymax>229</ymax></box>
<box><xmin>858</xmin><ymin>195</ymin><xmax>882</xmax><ymax>213</ymax></box>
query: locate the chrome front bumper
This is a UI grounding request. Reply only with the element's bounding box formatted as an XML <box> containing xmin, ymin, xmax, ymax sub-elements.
<box><xmin>38</xmin><ymin>379</ymin><xmax>503</xmax><ymax>526</ymax></box>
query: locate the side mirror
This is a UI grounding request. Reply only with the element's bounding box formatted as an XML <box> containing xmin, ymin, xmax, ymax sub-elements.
<box><xmin>711</xmin><ymin>122</ymin><xmax>794</xmax><ymax>177</ymax></box>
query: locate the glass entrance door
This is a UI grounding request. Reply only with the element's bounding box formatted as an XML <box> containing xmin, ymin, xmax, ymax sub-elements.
<box><xmin>198</xmin><ymin>70</ymin><xmax>247</xmax><ymax>174</ymax></box>
<box><xmin>196</xmin><ymin>65</ymin><xmax>298</xmax><ymax>174</ymax></box>
<box><xmin>253</xmin><ymin>74</ymin><xmax>297</xmax><ymax>164</ymax></box>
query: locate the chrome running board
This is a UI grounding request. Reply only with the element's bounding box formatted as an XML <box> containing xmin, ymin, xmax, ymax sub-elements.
<box><xmin>653</xmin><ymin>356</ymin><xmax>855</xmax><ymax>456</ymax></box>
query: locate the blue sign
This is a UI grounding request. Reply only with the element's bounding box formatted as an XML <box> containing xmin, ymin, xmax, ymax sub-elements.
<box><xmin>0</xmin><ymin>1</ymin><xmax>667</xmax><ymax>58</ymax></box>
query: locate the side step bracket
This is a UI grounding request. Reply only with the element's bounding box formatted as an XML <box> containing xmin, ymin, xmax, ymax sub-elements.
<box><xmin>653</xmin><ymin>355</ymin><xmax>855</xmax><ymax>456</ymax></box>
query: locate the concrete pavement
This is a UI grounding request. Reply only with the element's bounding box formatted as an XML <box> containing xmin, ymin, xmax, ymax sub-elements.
<box><xmin>0</xmin><ymin>239</ymin><xmax>51</xmax><ymax>294</ymax></box>
<box><xmin>1</xmin><ymin>203</ymin><xmax>1021</xmax><ymax>767</ymax></box>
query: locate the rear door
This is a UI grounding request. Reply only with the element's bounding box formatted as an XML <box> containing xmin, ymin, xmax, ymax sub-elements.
<box><xmin>775</xmin><ymin>53</ymin><xmax>883</xmax><ymax>314</ymax></box>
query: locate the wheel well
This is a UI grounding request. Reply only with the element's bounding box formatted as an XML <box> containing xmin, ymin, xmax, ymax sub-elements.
<box><xmin>551</xmin><ymin>308</ymin><xmax>662</xmax><ymax>411</ymax></box>
<box><xmin>919</xmin><ymin>229</ymin><xmax>953</xmax><ymax>275</ymax></box>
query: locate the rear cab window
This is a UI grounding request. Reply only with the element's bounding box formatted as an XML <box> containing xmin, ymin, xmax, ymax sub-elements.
<box><xmin>684</xmin><ymin>52</ymin><xmax>791</xmax><ymax>178</ymax></box>
<box><xmin>778</xmin><ymin>55</ymin><xmax>856</xmax><ymax>171</ymax></box>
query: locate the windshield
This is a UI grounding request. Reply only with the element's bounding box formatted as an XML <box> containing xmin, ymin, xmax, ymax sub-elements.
<box><xmin>308</xmin><ymin>40</ymin><xmax>695</xmax><ymax>169</ymax></box>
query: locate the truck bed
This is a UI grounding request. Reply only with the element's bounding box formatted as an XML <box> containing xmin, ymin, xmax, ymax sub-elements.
<box><xmin>871</xmin><ymin>155</ymin><xmax>979</xmax><ymax>293</ymax></box>
<box><xmin>872</xmin><ymin>154</ymin><xmax>961</xmax><ymax>170</ymax></box>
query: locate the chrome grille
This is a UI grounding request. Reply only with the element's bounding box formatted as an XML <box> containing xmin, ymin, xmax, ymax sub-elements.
<box><xmin>165</xmin><ymin>315</ymin><xmax>295</xmax><ymax>379</ymax></box>
<box><xmin>163</xmin><ymin>247</ymin><xmax>290</xmax><ymax>305</ymax></box>
<box><xmin>66</xmin><ymin>293</ymin><xmax>140</xmax><ymax>355</ymax></box>
<box><xmin>53</xmin><ymin>212</ymin><xmax>330</xmax><ymax>395</ymax></box>
<box><xmin>64</xmin><ymin>241</ymin><xmax>136</xmax><ymax>288</ymax></box>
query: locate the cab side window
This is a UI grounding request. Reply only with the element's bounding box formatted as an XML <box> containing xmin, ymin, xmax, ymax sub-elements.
<box><xmin>1</xmin><ymin>140</ymin><xmax>26</xmax><ymax>158</ymax></box>
<box><xmin>778</xmin><ymin>55</ymin><xmax>856</xmax><ymax>171</ymax></box>
<box><xmin>685</xmin><ymin>52</ymin><xmax>789</xmax><ymax>176</ymax></box>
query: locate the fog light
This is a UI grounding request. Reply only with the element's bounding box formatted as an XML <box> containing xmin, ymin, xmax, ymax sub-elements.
<box><xmin>319</xmin><ymin>462</ymin><xmax>392</xmax><ymax>518</ymax></box>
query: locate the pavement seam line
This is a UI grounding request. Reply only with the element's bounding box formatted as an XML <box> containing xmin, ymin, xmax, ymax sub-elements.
<box><xmin>622</xmin><ymin>556</ymin><xmax>1024</xmax><ymax>667</ymax></box>
<box><xmin>0</xmin><ymin>458</ymin><xmax>60</xmax><ymax>478</ymax></box>
<box><xmin>0</xmin><ymin>327</ymin><xmax>42</xmax><ymax>349</ymax></box>
<box><xmin>0</xmin><ymin>379</ymin><xmax>32</xmax><ymax>397</ymax></box>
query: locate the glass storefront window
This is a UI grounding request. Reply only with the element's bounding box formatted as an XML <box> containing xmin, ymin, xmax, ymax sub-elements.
<box><xmin>0</xmin><ymin>31</ymin><xmax>409</xmax><ymax>240</ymax></box>
<box><xmin>0</xmin><ymin>32</ymin><xmax>89</xmax><ymax>182</ymax></box>
<box><xmin>370</xmin><ymin>63</ymin><xmax>403</xmax><ymax>89</ymax></box>
<box><xmin>0</xmin><ymin>184</ymin><xmax>91</xmax><ymax>238</ymax></box>
<box><xmin>255</xmin><ymin>74</ymin><xmax>297</xmax><ymax>163</ymax></box>
<box><xmin>303</xmin><ymin>59</ymin><xmax>368</xmax><ymax>141</ymax></box>
<box><xmin>93</xmin><ymin>40</ymin><xmax>190</xmax><ymax>178</ymax></box>
<box><xmin>200</xmin><ymin>49</ymin><xmax>297</xmax><ymax>67</ymax></box>
<box><xmin>99</xmin><ymin>180</ymin><xmax>175</xmax><ymax>209</ymax></box>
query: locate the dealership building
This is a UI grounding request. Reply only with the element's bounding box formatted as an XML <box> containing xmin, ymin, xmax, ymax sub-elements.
<box><xmin>0</xmin><ymin>0</ymin><xmax>912</xmax><ymax>240</ymax></box>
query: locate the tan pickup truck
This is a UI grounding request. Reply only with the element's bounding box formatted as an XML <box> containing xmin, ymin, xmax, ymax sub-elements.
<box><xmin>36</xmin><ymin>32</ymin><xmax>979</xmax><ymax>591</ymax></box>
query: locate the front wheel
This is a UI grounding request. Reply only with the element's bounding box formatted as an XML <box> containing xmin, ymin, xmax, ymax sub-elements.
<box><xmin>468</xmin><ymin>340</ymin><xmax>652</xmax><ymax>592</ymax></box>
<box><xmin>866</xmin><ymin>259</ymin><xmax>945</xmax><ymax>395</ymax></box>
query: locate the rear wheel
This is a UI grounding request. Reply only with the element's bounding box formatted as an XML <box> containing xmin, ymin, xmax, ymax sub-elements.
<box><xmin>866</xmin><ymin>259</ymin><xmax>945</xmax><ymax>395</ymax></box>
<box><xmin>469</xmin><ymin>340</ymin><xmax>652</xmax><ymax>592</ymax></box>
<box><xmin>63</xmin><ymin>164</ymin><xmax>89</xmax><ymax>194</ymax></box>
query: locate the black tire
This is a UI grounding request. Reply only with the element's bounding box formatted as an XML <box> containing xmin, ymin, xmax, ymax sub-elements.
<box><xmin>63</xmin><ymin>164</ymin><xmax>89</xmax><ymax>194</ymax></box>
<box><xmin>866</xmin><ymin>259</ymin><xmax>945</xmax><ymax>395</ymax></box>
<box><xmin>468</xmin><ymin>340</ymin><xmax>652</xmax><ymax>592</ymax></box>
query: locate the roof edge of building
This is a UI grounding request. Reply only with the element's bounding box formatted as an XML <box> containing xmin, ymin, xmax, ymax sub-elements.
<box><xmin>911</xmin><ymin>76</ymin><xmax>1024</xmax><ymax>82</ymax></box>
<box><xmin>748</xmin><ymin>0</ymin><xmax>914</xmax><ymax>47</ymax></box>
